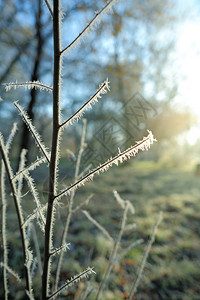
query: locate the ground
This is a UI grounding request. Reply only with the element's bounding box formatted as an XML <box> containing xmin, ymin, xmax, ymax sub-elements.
<box><xmin>2</xmin><ymin>160</ymin><xmax>200</xmax><ymax>299</ymax></box>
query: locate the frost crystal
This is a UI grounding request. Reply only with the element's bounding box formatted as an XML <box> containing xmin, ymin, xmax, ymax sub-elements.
<box><xmin>60</xmin><ymin>79</ymin><xmax>110</xmax><ymax>128</ymax></box>
<box><xmin>14</xmin><ymin>101</ymin><xmax>50</xmax><ymax>163</ymax></box>
<box><xmin>56</xmin><ymin>131</ymin><xmax>156</xmax><ymax>200</ymax></box>
<box><xmin>3</xmin><ymin>81</ymin><xmax>53</xmax><ymax>92</ymax></box>
<box><xmin>48</xmin><ymin>267</ymin><xmax>95</xmax><ymax>299</ymax></box>
<box><xmin>61</xmin><ymin>0</ymin><xmax>120</xmax><ymax>55</ymax></box>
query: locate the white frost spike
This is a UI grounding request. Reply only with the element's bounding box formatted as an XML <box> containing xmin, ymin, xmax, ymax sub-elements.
<box><xmin>25</xmin><ymin>248</ymin><xmax>33</xmax><ymax>269</ymax></box>
<box><xmin>23</xmin><ymin>172</ymin><xmax>46</xmax><ymax>232</ymax></box>
<box><xmin>14</xmin><ymin>101</ymin><xmax>50</xmax><ymax>163</ymax></box>
<box><xmin>56</xmin><ymin>131</ymin><xmax>156</xmax><ymax>200</ymax></box>
<box><xmin>48</xmin><ymin>267</ymin><xmax>96</xmax><ymax>299</ymax></box>
<box><xmin>50</xmin><ymin>243</ymin><xmax>70</xmax><ymax>257</ymax></box>
<box><xmin>22</xmin><ymin>204</ymin><xmax>47</xmax><ymax>229</ymax></box>
<box><xmin>60</xmin><ymin>79</ymin><xmax>110</xmax><ymax>128</ymax></box>
<box><xmin>61</xmin><ymin>0</ymin><xmax>119</xmax><ymax>55</ymax></box>
<box><xmin>3</xmin><ymin>81</ymin><xmax>53</xmax><ymax>93</ymax></box>
<box><xmin>5</xmin><ymin>122</ymin><xmax>18</xmax><ymax>153</ymax></box>
<box><xmin>0</xmin><ymin>263</ymin><xmax>21</xmax><ymax>284</ymax></box>
<box><xmin>12</xmin><ymin>157</ymin><xmax>47</xmax><ymax>183</ymax></box>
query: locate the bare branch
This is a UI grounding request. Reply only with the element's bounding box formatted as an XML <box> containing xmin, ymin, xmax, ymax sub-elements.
<box><xmin>3</xmin><ymin>81</ymin><xmax>53</xmax><ymax>92</ymax></box>
<box><xmin>14</xmin><ymin>101</ymin><xmax>50</xmax><ymax>163</ymax></box>
<box><xmin>48</xmin><ymin>267</ymin><xmax>96</xmax><ymax>299</ymax></box>
<box><xmin>60</xmin><ymin>80</ymin><xmax>110</xmax><ymax>128</ymax></box>
<box><xmin>43</xmin><ymin>0</ymin><xmax>53</xmax><ymax>17</ymax></box>
<box><xmin>128</xmin><ymin>212</ymin><xmax>163</xmax><ymax>299</ymax></box>
<box><xmin>61</xmin><ymin>0</ymin><xmax>120</xmax><ymax>55</ymax></box>
<box><xmin>55</xmin><ymin>131</ymin><xmax>156</xmax><ymax>200</ymax></box>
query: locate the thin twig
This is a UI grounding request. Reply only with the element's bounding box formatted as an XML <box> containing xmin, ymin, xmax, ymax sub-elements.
<box><xmin>14</xmin><ymin>101</ymin><xmax>50</xmax><ymax>163</ymax></box>
<box><xmin>60</xmin><ymin>0</ymin><xmax>119</xmax><ymax>55</ymax></box>
<box><xmin>48</xmin><ymin>267</ymin><xmax>95</xmax><ymax>299</ymax></box>
<box><xmin>96</xmin><ymin>200</ymin><xmax>129</xmax><ymax>300</ymax></box>
<box><xmin>44</xmin><ymin>0</ymin><xmax>53</xmax><ymax>17</ymax></box>
<box><xmin>1</xmin><ymin>158</ymin><xmax>8</xmax><ymax>299</ymax></box>
<box><xmin>128</xmin><ymin>211</ymin><xmax>163</xmax><ymax>299</ymax></box>
<box><xmin>82</xmin><ymin>210</ymin><xmax>113</xmax><ymax>243</ymax></box>
<box><xmin>3</xmin><ymin>81</ymin><xmax>53</xmax><ymax>92</ymax></box>
<box><xmin>32</xmin><ymin>224</ymin><xmax>43</xmax><ymax>276</ymax></box>
<box><xmin>59</xmin><ymin>81</ymin><xmax>110</xmax><ymax>128</ymax></box>
<box><xmin>1</xmin><ymin>123</ymin><xmax>17</xmax><ymax>299</ymax></box>
<box><xmin>54</xmin><ymin>119</ymin><xmax>87</xmax><ymax>291</ymax></box>
<box><xmin>0</xmin><ymin>134</ymin><xmax>33</xmax><ymax>296</ymax></box>
<box><xmin>55</xmin><ymin>132</ymin><xmax>156</xmax><ymax>200</ymax></box>
<box><xmin>42</xmin><ymin>0</ymin><xmax>61</xmax><ymax>297</ymax></box>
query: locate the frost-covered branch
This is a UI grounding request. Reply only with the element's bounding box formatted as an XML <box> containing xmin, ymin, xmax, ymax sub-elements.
<box><xmin>128</xmin><ymin>211</ymin><xmax>163</xmax><ymax>299</ymax></box>
<box><xmin>14</xmin><ymin>101</ymin><xmax>50</xmax><ymax>163</ymax></box>
<box><xmin>61</xmin><ymin>0</ymin><xmax>120</xmax><ymax>55</ymax></box>
<box><xmin>3</xmin><ymin>81</ymin><xmax>53</xmax><ymax>92</ymax></box>
<box><xmin>60</xmin><ymin>80</ymin><xmax>110</xmax><ymax>128</ymax></box>
<box><xmin>50</xmin><ymin>243</ymin><xmax>70</xmax><ymax>257</ymax></box>
<box><xmin>48</xmin><ymin>267</ymin><xmax>96</xmax><ymax>299</ymax></box>
<box><xmin>23</xmin><ymin>172</ymin><xmax>46</xmax><ymax>232</ymax></box>
<box><xmin>0</xmin><ymin>132</ymin><xmax>33</xmax><ymax>296</ymax></box>
<box><xmin>0</xmin><ymin>263</ymin><xmax>21</xmax><ymax>284</ymax></box>
<box><xmin>1</xmin><ymin>123</ymin><xmax>18</xmax><ymax>299</ymax></box>
<box><xmin>12</xmin><ymin>156</ymin><xmax>47</xmax><ymax>183</ymax></box>
<box><xmin>55</xmin><ymin>119</ymin><xmax>88</xmax><ymax>291</ymax></box>
<box><xmin>56</xmin><ymin>131</ymin><xmax>156</xmax><ymax>200</ymax></box>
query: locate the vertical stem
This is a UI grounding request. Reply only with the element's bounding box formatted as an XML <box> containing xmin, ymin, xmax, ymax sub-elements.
<box><xmin>42</xmin><ymin>0</ymin><xmax>61</xmax><ymax>298</ymax></box>
<box><xmin>54</xmin><ymin>119</ymin><xmax>87</xmax><ymax>290</ymax></box>
<box><xmin>1</xmin><ymin>161</ymin><xmax>8</xmax><ymax>299</ymax></box>
<box><xmin>96</xmin><ymin>201</ymin><xmax>129</xmax><ymax>300</ymax></box>
<box><xmin>128</xmin><ymin>211</ymin><xmax>163</xmax><ymax>300</ymax></box>
<box><xmin>0</xmin><ymin>143</ymin><xmax>32</xmax><ymax>295</ymax></box>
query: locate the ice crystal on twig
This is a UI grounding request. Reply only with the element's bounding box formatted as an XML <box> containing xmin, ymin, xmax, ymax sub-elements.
<box><xmin>22</xmin><ymin>204</ymin><xmax>47</xmax><ymax>229</ymax></box>
<box><xmin>50</xmin><ymin>243</ymin><xmax>70</xmax><ymax>257</ymax></box>
<box><xmin>5</xmin><ymin>123</ymin><xmax>18</xmax><ymax>152</ymax></box>
<box><xmin>23</xmin><ymin>172</ymin><xmax>46</xmax><ymax>232</ymax></box>
<box><xmin>61</xmin><ymin>0</ymin><xmax>120</xmax><ymax>55</ymax></box>
<box><xmin>12</xmin><ymin>157</ymin><xmax>47</xmax><ymax>183</ymax></box>
<box><xmin>14</xmin><ymin>102</ymin><xmax>50</xmax><ymax>163</ymax></box>
<box><xmin>3</xmin><ymin>81</ymin><xmax>53</xmax><ymax>92</ymax></box>
<box><xmin>60</xmin><ymin>79</ymin><xmax>110</xmax><ymax>128</ymax></box>
<box><xmin>0</xmin><ymin>263</ymin><xmax>21</xmax><ymax>284</ymax></box>
<box><xmin>56</xmin><ymin>131</ymin><xmax>156</xmax><ymax>200</ymax></box>
<box><xmin>48</xmin><ymin>267</ymin><xmax>96</xmax><ymax>299</ymax></box>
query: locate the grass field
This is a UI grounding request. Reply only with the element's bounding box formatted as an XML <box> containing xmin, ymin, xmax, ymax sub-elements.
<box><xmin>2</xmin><ymin>160</ymin><xmax>200</xmax><ymax>299</ymax></box>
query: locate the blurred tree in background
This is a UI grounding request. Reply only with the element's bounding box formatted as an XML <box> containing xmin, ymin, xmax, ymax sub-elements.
<box><xmin>0</xmin><ymin>0</ymin><xmax>196</xmax><ymax>167</ymax></box>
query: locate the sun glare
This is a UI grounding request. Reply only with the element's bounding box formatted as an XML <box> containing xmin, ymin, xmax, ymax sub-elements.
<box><xmin>174</xmin><ymin>20</ymin><xmax>200</xmax><ymax>144</ymax></box>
